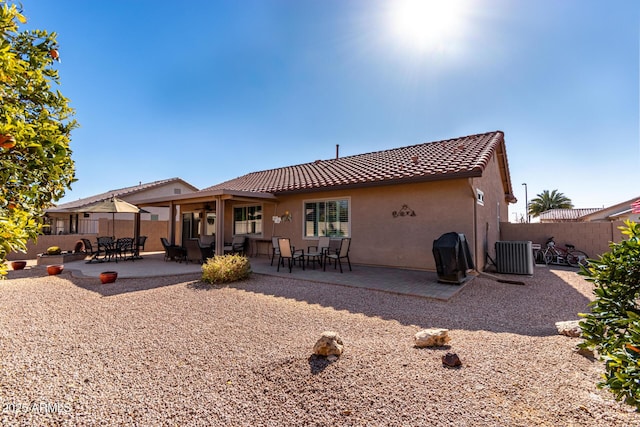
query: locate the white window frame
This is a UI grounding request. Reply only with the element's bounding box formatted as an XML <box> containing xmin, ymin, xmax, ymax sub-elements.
<box><xmin>302</xmin><ymin>197</ymin><xmax>351</xmax><ymax>239</ymax></box>
<box><xmin>476</xmin><ymin>189</ymin><xmax>485</xmax><ymax>206</ymax></box>
<box><xmin>233</xmin><ymin>204</ymin><xmax>263</xmax><ymax>236</ymax></box>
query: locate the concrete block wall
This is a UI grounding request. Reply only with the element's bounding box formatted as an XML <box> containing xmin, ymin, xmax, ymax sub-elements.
<box><xmin>499</xmin><ymin>221</ymin><xmax>626</xmax><ymax>259</ymax></box>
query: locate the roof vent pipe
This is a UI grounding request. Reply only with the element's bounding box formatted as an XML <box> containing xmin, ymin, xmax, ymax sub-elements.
<box><xmin>336</xmin><ymin>144</ymin><xmax>339</xmax><ymax>159</ymax></box>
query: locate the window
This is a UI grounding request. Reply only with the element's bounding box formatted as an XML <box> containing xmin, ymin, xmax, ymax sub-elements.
<box><xmin>304</xmin><ymin>198</ymin><xmax>350</xmax><ymax>238</ymax></box>
<box><xmin>233</xmin><ymin>205</ymin><xmax>262</xmax><ymax>235</ymax></box>
<box><xmin>476</xmin><ymin>189</ymin><xmax>484</xmax><ymax>206</ymax></box>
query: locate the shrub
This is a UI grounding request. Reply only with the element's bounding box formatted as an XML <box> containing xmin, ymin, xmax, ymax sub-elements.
<box><xmin>201</xmin><ymin>254</ymin><xmax>251</xmax><ymax>284</ymax></box>
<box><xmin>46</xmin><ymin>246</ymin><xmax>61</xmax><ymax>255</ymax></box>
<box><xmin>578</xmin><ymin>220</ymin><xmax>640</xmax><ymax>409</ymax></box>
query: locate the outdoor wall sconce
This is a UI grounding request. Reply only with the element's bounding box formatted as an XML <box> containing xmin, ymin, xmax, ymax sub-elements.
<box><xmin>392</xmin><ymin>204</ymin><xmax>416</xmax><ymax>218</ymax></box>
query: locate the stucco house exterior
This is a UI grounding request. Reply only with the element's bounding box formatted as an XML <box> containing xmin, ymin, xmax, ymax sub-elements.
<box><xmin>45</xmin><ymin>177</ymin><xmax>198</xmax><ymax>237</ymax></box>
<box><xmin>143</xmin><ymin>131</ymin><xmax>516</xmax><ymax>271</ymax></box>
<box><xmin>579</xmin><ymin>197</ymin><xmax>640</xmax><ymax>223</ymax></box>
<box><xmin>538</xmin><ymin>208</ymin><xmax>602</xmax><ymax>223</ymax></box>
<box><xmin>537</xmin><ymin>198</ymin><xmax>640</xmax><ymax>224</ymax></box>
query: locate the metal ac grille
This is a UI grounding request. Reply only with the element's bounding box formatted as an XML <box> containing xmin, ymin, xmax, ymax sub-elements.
<box><xmin>495</xmin><ymin>241</ymin><xmax>534</xmax><ymax>275</ymax></box>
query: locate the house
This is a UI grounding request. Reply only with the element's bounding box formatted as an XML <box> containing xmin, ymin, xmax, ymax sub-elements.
<box><xmin>579</xmin><ymin>197</ymin><xmax>640</xmax><ymax>223</ymax></box>
<box><xmin>46</xmin><ymin>177</ymin><xmax>198</xmax><ymax>242</ymax></box>
<box><xmin>142</xmin><ymin>131</ymin><xmax>516</xmax><ymax>271</ymax></box>
<box><xmin>538</xmin><ymin>208</ymin><xmax>602</xmax><ymax>223</ymax></box>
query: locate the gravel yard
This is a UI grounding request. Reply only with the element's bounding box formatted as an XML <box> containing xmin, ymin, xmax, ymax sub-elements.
<box><xmin>0</xmin><ymin>265</ymin><xmax>638</xmax><ymax>426</ymax></box>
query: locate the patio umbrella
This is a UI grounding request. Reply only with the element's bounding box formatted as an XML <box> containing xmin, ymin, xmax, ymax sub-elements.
<box><xmin>82</xmin><ymin>196</ymin><xmax>143</xmax><ymax>239</ymax></box>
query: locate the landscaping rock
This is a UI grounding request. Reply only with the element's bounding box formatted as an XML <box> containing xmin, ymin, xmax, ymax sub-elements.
<box><xmin>313</xmin><ymin>331</ymin><xmax>344</xmax><ymax>357</ymax></box>
<box><xmin>414</xmin><ymin>328</ymin><xmax>450</xmax><ymax>348</ymax></box>
<box><xmin>555</xmin><ymin>320</ymin><xmax>581</xmax><ymax>338</ymax></box>
<box><xmin>442</xmin><ymin>352</ymin><xmax>462</xmax><ymax>368</ymax></box>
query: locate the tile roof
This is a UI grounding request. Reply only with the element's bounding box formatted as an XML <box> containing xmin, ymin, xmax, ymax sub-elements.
<box><xmin>48</xmin><ymin>177</ymin><xmax>198</xmax><ymax>211</ymax></box>
<box><xmin>538</xmin><ymin>208</ymin><xmax>602</xmax><ymax>222</ymax></box>
<box><xmin>204</xmin><ymin>131</ymin><xmax>511</xmax><ymax>195</ymax></box>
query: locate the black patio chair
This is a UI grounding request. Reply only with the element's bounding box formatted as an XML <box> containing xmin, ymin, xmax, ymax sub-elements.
<box><xmin>160</xmin><ymin>237</ymin><xmax>186</xmax><ymax>262</ymax></box>
<box><xmin>324</xmin><ymin>237</ymin><xmax>352</xmax><ymax>273</ymax></box>
<box><xmin>81</xmin><ymin>238</ymin><xmax>101</xmax><ymax>263</ymax></box>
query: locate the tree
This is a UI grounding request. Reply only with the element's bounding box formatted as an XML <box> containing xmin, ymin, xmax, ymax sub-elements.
<box><xmin>579</xmin><ymin>221</ymin><xmax>640</xmax><ymax>408</ymax></box>
<box><xmin>0</xmin><ymin>1</ymin><xmax>77</xmax><ymax>277</ymax></box>
<box><xmin>527</xmin><ymin>189</ymin><xmax>573</xmax><ymax>217</ymax></box>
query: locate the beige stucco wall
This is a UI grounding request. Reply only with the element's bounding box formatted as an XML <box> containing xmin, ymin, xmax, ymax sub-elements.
<box><xmin>220</xmin><ymin>179</ymin><xmax>485</xmax><ymax>271</ymax></box>
<box><xmin>499</xmin><ymin>221</ymin><xmax>625</xmax><ymax>259</ymax></box>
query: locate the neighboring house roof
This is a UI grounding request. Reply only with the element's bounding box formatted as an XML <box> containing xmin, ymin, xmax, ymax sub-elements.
<box><xmin>203</xmin><ymin>131</ymin><xmax>516</xmax><ymax>202</ymax></box>
<box><xmin>48</xmin><ymin>177</ymin><xmax>198</xmax><ymax>212</ymax></box>
<box><xmin>579</xmin><ymin>196</ymin><xmax>640</xmax><ymax>222</ymax></box>
<box><xmin>538</xmin><ymin>208</ymin><xmax>602</xmax><ymax>222</ymax></box>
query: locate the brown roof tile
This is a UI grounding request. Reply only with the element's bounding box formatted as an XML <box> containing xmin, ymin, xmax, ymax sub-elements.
<box><xmin>204</xmin><ymin>131</ymin><xmax>508</xmax><ymax>194</ymax></box>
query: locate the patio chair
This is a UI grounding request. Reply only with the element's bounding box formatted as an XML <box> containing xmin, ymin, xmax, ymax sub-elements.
<box><xmin>160</xmin><ymin>237</ymin><xmax>186</xmax><ymax>262</ymax></box>
<box><xmin>305</xmin><ymin>236</ymin><xmax>330</xmax><ymax>269</ymax></box>
<box><xmin>184</xmin><ymin>238</ymin><xmax>205</xmax><ymax>264</ymax></box>
<box><xmin>277</xmin><ymin>238</ymin><xmax>305</xmax><ymax>273</ymax></box>
<box><xmin>136</xmin><ymin>235</ymin><xmax>147</xmax><ymax>252</ymax></box>
<box><xmin>270</xmin><ymin>236</ymin><xmax>281</xmax><ymax>266</ymax></box>
<box><xmin>198</xmin><ymin>239</ymin><xmax>214</xmax><ymax>261</ymax></box>
<box><xmin>223</xmin><ymin>235</ymin><xmax>247</xmax><ymax>255</ymax></box>
<box><xmin>81</xmin><ymin>238</ymin><xmax>100</xmax><ymax>263</ymax></box>
<box><xmin>116</xmin><ymin>237</ymin><xmax>135</xmax><ymax>261</ymax></box>
<box><xmin>324</xmin><ymin>237</ymin><xmax>352</xmax><ymax>273</ymax></box>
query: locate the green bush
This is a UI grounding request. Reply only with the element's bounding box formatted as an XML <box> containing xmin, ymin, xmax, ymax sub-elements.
<box><xmin>578</xmin><ymin>220</ymin><xmax>640</xmax><ymax>408</ymax></box>
<box><xmin>201</xmin><ymin>254</ymin><xmax>251</xmax><ymax>284</ymax></box>
<box><xmin>46</xmin><ymin>246</ymin><xmax>61</xmax><ymax>255</ymax></box>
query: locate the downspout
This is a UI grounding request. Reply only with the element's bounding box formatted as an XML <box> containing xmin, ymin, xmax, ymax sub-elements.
<box><xmin>467</xmin><ymin>179</ymin><xmax>479</xmax><ymax>270</ymax></box>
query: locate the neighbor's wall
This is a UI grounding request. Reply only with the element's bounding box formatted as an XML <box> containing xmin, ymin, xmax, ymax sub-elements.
<box><xmin>499</xmin><ymin>221</ymin><xmax>625</xmax><ymax>259</ymax></box>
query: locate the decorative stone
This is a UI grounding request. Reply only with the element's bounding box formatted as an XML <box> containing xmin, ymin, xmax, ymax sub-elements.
<box><xmin>414</xmin><ymin>328</ymin><xmax>450</xmax><ymax>348</ymax></box>
<box><xmin>313</xmin><ymin>331</ymin><xmax>344</xmax><ymax>357</ymax></box>
<box><xmin>442</xmin><ymin>352</ymin><xmax>462</xmax><ymax>367</ymax></box>
<box><xmin>556</xmin><ymin>320</ymin><xmax>582</xmax><ymax>338</ymax></box>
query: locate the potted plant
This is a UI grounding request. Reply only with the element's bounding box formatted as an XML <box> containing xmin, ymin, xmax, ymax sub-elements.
<box><xmin>99</xmin><ymin>271</ymin><xmax>118</xmax><ymax>284</ymax></box>
<box><xmin>47</xmin><ymin>264</ymin><xmax>64</xmax><ymax>275</ymax></box>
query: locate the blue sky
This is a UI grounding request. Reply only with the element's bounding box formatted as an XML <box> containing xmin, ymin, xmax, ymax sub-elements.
<box><xmin>22</xmin><ymin>0</ymin><xmax>639</xmax><ymax>221</ymax></box>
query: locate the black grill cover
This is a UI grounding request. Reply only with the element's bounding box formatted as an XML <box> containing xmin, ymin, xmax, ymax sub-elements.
<box><xmin>432</xmin><ymin>232</ymin><xmax>474</xmax><ymax>284</ymax></box>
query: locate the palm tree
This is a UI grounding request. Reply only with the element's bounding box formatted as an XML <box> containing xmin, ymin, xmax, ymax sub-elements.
<box><xmin>528</xmin><ymin>189</ymin><xmax>573</xmax><ymax>217</ymax></box>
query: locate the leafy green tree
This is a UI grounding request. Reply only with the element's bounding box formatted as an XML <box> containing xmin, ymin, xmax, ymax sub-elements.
<box><xmin>579</xmin><ymin>221</ymin><xmax>640</xmax><ymax>408</ymax></box>
<box><xmin>527</xmin><ymin>189</ymin><xmax>573</xmax><ymax>217</ymax></box>
<box><xmin>0</xmin><ymin>1</ymin><xmax>77</xmax><ymax>276</ymax></box>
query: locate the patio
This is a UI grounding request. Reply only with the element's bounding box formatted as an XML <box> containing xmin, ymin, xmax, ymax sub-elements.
<box><xmin>37</xmin><ymin>252</ymin><xmax>479</xmax><ymax>301</ymax></box>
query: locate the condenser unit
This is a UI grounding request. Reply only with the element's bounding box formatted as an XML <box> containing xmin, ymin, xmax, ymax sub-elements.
<box><xmin>495</xmin><ymin>241</ymin><xmax>534</xmax><ymax>275</ymax></box>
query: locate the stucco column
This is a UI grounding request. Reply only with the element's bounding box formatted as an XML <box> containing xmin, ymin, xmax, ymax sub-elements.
<box><xmin>169</xmin><ymin>202</ymin><xmax>177</xmax><ymax>245</ymax></box>
<box><xmin>215</xmin><ymin>196</ymin><xmax>225</xmax><ymax>255</ymax></box>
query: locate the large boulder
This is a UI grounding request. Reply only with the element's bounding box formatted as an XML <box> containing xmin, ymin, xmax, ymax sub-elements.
<box><xmin>414</xmin><ymin>328</ymin><xmax>450</xmax><ymax>348</ymax></box>
<box><xmin>313</xmin><ymin>331</ymin><xmax>344</xmax><ymax>357</ymax></box>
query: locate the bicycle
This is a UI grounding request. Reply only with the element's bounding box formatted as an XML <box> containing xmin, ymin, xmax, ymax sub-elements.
<box><xmin>536</xmin><ymin>237</ymin><xmax>589</xmax><ymax>267</ymax></box>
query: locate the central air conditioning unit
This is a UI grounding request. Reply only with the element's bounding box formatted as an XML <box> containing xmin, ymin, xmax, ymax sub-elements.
<box><xmin>495</xmin><ymin>241</ymin><xmax>534</xmax><ymax>275</ymax></box>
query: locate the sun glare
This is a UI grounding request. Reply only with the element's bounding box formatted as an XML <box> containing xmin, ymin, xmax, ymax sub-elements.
<box><xmin>389</xmin><ymin>0</ymin><xmax>469</xmax><ymax>53</ymax></box>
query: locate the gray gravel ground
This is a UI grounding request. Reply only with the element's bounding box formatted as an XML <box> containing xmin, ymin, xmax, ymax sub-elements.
<box><xmin>1</xmin><ymin>264</ymin><xmax>639</xmax><ymax>426</ymax></box>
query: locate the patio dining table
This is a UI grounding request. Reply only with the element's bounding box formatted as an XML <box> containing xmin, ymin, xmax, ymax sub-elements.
<box><xmin>95</xmin><ymin>237</ymin><xmax>136</xmax><ymax>263</ymax></box>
